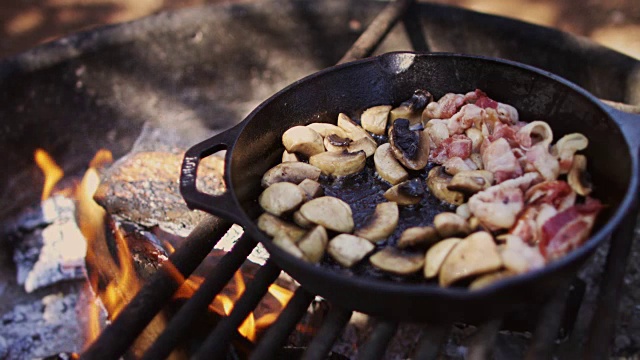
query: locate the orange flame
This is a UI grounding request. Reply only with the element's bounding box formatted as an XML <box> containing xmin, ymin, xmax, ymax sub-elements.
<box><xmin>34</xmin><ymin>148</ymin><xmax>64</xmax><ymax>200</ymax></box>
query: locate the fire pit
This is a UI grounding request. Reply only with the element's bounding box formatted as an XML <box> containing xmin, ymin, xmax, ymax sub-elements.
<box><xmin>1</xmin><ymin>0</ymin><xmax>639</xmax><ymax>359</ymax></box>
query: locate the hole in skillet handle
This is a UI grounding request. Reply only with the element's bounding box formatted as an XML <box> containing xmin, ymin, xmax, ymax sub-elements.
<box><xmin>180</xmin><ymin>124</ymin><xmax>245</xmax><ymax>225</ymax></box>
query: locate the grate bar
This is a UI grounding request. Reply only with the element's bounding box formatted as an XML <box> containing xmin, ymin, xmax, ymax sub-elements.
<box><xmin>193</xmin><ymin>259</ymin><xmax>282</xmax><ymax>360</ymax></box>
<box><xmin>356</xmin><ymin>321</ymin><xmax>398</xmax><ymax>360</ymax></box>
<box><xmin>466</xmin><ymin>318</ymin><xmax>503</xmax><ymax>360</ymax></box>
<box><xmin>584</xmin><ymin>209</ymin><xmax>639</xmax><ymax>360</ymax></box>
<box><xmin>250</xmin><ymin>287</ymin><xmax>316</xmax><ymax>360</ymax></box>
<box><xmin>80</xmin><ymin>216</ymin><xmax>232</xmax><ymax>360</ymax></box>
<box><xmin>524</xmin><ymin>286</ymin><xmax>570</xmax><ymax>360</ymax></box>
<box><xmin>413</xmin><ymin>323</ymin><xmax>451</xmax><ymax>360</ymax></box>
<box><xmin>402</xmin><ymin>0</ymin><xmax>430</xmax><ymax>52</ymax></box>
<box><xmin>338</xmin><ymin>0</ymin><xmax>415</xmax><ymax>64</ymax></box>
<box><xmin>141</xmin><ymin>234</ymin><xmax>258</xmax><ymax>360</ymax></box>
<box><xmin>302</xmin><ymin>306</ymin><xmax>353</xmax><ymax>360</ymax></box>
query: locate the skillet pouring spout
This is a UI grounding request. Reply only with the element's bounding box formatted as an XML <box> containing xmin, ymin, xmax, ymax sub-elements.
<box><xmin>180</xmin><ymin>52</ymin><xmax>640</xmax><ymax>323</ymax></box>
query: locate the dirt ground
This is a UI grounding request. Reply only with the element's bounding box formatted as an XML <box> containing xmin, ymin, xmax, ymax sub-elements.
<box><xmin>0</xmin><ymin>0</ymin><xmax>638</xmax><ymax>60</ymax></box>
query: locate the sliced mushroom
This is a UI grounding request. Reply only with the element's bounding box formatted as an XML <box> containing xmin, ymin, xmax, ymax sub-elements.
<box><xmin>567</xmin><ymin>154</ymin><xmax>593</xmax><ymax>196</ymax></box>
<box><xmin>433</xmin><ymin>212</ymin><xmax>471</xmax><ymax>238</ymax></box>
<box><xmin>337</xmin><ymin>113</ymin><xmax>375</xmax><ymax>142</ymax></box>
<box><xmin>469</xmin><ymin>271</ymin><xmax>516</xmax><ymax>290</ymax></box>
<box><xmin>297</xmin><ymin>225</ymin><xmax>329</xmax><ymax>263</ymax></box>
<box><xmin>554</xmin><ymin>133</ymin><xmax>589</xmax><ymax>174</ymax></box>
<box><xmin>424</xmin><ymin>238</ymin><xmax>461</xmax><ymax>278</ymax></box>
<box><xmin>293</xmin><ymin>211</ymin><xmax>314</xmax><ymax>228</ymax></box>
<box><xmin>516</xmin><ymin>121</ymin><xmax>553</xmax><ymax>149</ymax></box>
<box><xmin>273</xmin><ymin>237</ymin><xmax>306</xmax><ymax>259</ymax></box>
<box><xmin>323</xmin><ymin>133</ymin><xmax>351</xmax><ymax>152</ymax></box>
<box><xmin>307</xmin><ymin>122</ymin><xmax>348</xmax><ymax>139</ymax></box>
<box><xmin>384</xmin><ymin>178</ymin><xmax>424</xmax><ymax>205</ymax></box>
<box><xmin>439</xmin><ymin>231</ymin><xmax>502</xmax><ymax>287</ymax></box>
<box><xmin>327</xmin><ymin>234</ymin><xmax>375</xmax><ymax>267</ymax></box>
<box><xmin>496</xmin><ymin>102</ymin><xmax>519</xmax><ymax>124</ymax></box>
<box><xmin>388</xmin><ymin>118</ymin><xmax>430</xmax><ymax>170</ymax></box>
<box><xmin>465</xmin><ymin>128</ymin><xmax>484</xmax><ymax>152</ymax></box>
<box><xmin>282</xmin><ymin>126</ymin><xmax>325</xmax><ymax>157</ymax></box>
<box><xmin>374</xmin><ymin>143</ymin><xmax>409</xmax><ymax>185</ymax></box>
<box><xmin>298</xmin><ymin>178</ymin><xmax>324</xmax><ymax>200</ymax></box>
<box><xmin>370</xmin><ymin>247</ymin><xmax>425</xmax><ymax>275</ymax></box>
<box><xmin>426</xmin><ymin>166</ymin><xmax>464</xmax><ymax>205</ymax></box>
<box><xmin>259</xmin><ymin>182</ymin><xmax>306</xmax><ymax>216</ymax></box>
<box><xmin>447</xmin><ymin>170</ymin><xmax>494</xmax><ymax>194</ymax></box>
<box><xmin>348</xmin><ymin>136</ymin><xmax>377</xmax><ymax>157</ymax></box>
<box><xmin>469</xmin><ymin>153</ymin><xmax>484</xmax><ymax>170</ymax></box>
<box><xmin>309</xmin><ymin>150</ymin><xmax>366</xmax><ymax>176</ymax></box>
<box><xmin>354</xmin><ymin>202</ymin><xmax>399</xmax><ymax>242</ymax></box>
<box><xmin>261</xmin><ymin>162</ymin><xmax>321</xmax><ymax>188</ymax></box>
<box><xmin>455</xmin><ymin>203</ymin><xmax>471</xmax><ymax>220</ymax></box>
<box><xmin>390</xmin><ymin>89</ymin><xmax>432</xmax><ymax>126</ymax></box>
<box><xmin>299</xmin><ymin>196</ymin><xmax>354</xmax><ymax>233</ymax></box>
<box><xmin>361</xmin><ymin>105</ymin><xmax>392</xmax><ymax>135</ymax></box>
<box><xmin>282</xmin><ymin>150</ymin><xmax>299</xmax><ymax>162</ymax></box>
<box><xmin>397</xmin><ymin>226</ymin><xmax>440</xmax><ymax>249</ymax></box>
<box><xmin>257</xmin><ymin>213</ymin><xmax>306</xmax><ymax>243</ymax></box>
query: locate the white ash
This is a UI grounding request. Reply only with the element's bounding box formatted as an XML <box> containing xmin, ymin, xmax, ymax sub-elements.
<box><xmin>10</xmin><ymin>195</ymin><xmax>87</xmax><ymax>293</ymax></box>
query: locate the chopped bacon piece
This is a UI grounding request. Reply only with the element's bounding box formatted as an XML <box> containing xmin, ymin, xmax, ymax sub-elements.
<box><xmin>482</xmin><ymin>138</ymin><xmax>523</xmax><ymax>183</ymax></box>
<box><xmin>468</xmin><ymin>184</ymin><xmax>524</xmax><ymax>231</ymax></box>
<box><xmin>464</xmin><ymin>89</ymin><xmax>499</xmax><ymax>109</ymax></box>
<box><xmin>489</xmin><ymin>122</ymin><xmax>519</xmax><ymax>147</ymax></box>
<box><xmin>443</xmin><ymin>156</ymin><xmax>476</xmax><ymax>175</ymax></box>
<box><xmin>426</xmin><ymin>119</ymin><xmax>449</xmax><ymax>148</ymax></box>
<box><xmin>525</xmin><ymin>180</ymin><xmax>575</xmax><ymax>209</ymax></box>
<box><xmin>430</xmin><ymin>135</ymin><xmax>472</xmax><ymax>164</ymax></box>
<box><xmin>447</xmin><ymin>104</ymin><xmax>484</xmax><ymax>135</ymax></box>
<box><xmin>496</xmin><ymin>102</ymin><xmax>519</xmax><ymax>124</ymax></box>
<box><xmin>539</xmin><ymin>198</ymin><xmax>603</xmax><ymax>260</ymax></box>
<box><xmin>500</xmin><ymin>235</ymin><xmax>546</xmax><ymax>273</ymax></box>
<box><xmin>423</xmin><ymin>93</ymin><xmax>465</xmax><ymax>120</ymax></box>
<box><xmin>509</xmin><ymin>206</ymin><xmax>539</xmax><ymax>245</ymax></box>
<box><xmin>525</xmin><ymin>143</ymin><xmax>560</xmax><ymax>181</ymax></box>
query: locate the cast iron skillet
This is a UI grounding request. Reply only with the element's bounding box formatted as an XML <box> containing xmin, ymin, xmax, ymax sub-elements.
<box><xmin>180</xmin><ymin>52</ymin><xmax>640</xmax><ymax>323</ymax></box>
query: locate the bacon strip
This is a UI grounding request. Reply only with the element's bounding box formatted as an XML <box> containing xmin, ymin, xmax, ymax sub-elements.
<box><xmin>481</xmin><ymin>138</ymin><xmax>523</xmax><ymax>183</ymax></box>
<box><xmin>430</xmin><ymin>135</ymin><xmax>472</xmax><ymax>164</ymax></box>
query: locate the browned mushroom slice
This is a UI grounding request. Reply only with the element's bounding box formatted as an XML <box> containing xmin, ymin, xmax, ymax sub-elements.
<box><xmin>370</xmin><ymin>247</ymin><xmax>425</xmax><ymax>275</ymax></box>
<box><xmin>297</xmin><ymin>225</ymin><xmax>329</xmax><ymax>263</ymax></box>
<box><xmin>423</xmin><ymin>238</ymin><xmax>461</xmax><ymax>278</ymax></box>
<box><xmin>433</xmin><ymin>212</ymin><xmax>471</xmax><ymax>238</ymax></box>
<box><xmin>374</xmin><ymin>143</ymin><xmax>409</xmax><ymax>185</ymax></box>
<box><xmin>259</xmin><ymin>182</ymin><xmax>306</xmax><ymax>216</ymax></box>
<box><xmin>307</xmin><ymin>123</ymin><xmax>348</xmax><ymax>139</ymax></box>
<box><xmin>337</xmin><ymin>113</ymin><xmax>375</xmax><ymax>142</ymax></box>
<box><xmin>282</xmin><ymin>150</ymin><xmax>299</xmax><ymax>162</ymax></box>
<box><xmin>273</xmin><ymin>237</ymin><xmax>306</xmax><ymax>259</ymax></box>
<box><xmin>469</xmin><ymin>271</ymin><xmax>516</xmax><ymax>290</ymax></box>
<box><xmin>388</xmin><ymin>118</ymin><xmax>430</xmax><ymax>170</ymax></box>
<box><xmin>554</xmin><ymin>133</ymin><xmax>588</xmax><ymax>174</ymax></box>
<box><xmin>298</xmin><ymin>178</ymin><xmax>324</xmax><ymax>200</ymax></box>
<box><xmin>447</xmin><ymin>170</ymin><xmax>494</xmax><ymax>194</ymax></box>
<box><xmin>397</xmin><ymin>226</ymin><xmax>439</xmax><ymax>249</ymax></box>
<box><xmin>455</xmin><ymin>203</ymin><xmax>471</xmax><ymax>220</ymax></box>
<box><xmin>327</xmin><ymin>234</ymin><xmax>375</xmax><ymax>267</ymax></box>
<box><xmin>261</xmin><ymin>162</ymin><xmax>321</xmax><ymax>188</ymax></box>
<box><xmin>383</xmin><ymin>178</ymin><xmax>424</xmax><ymax>205</ymax></box>
<box><xmin>348</xmin><ymin>136</ymin><xmax>377</xmax><ymax>157</ymax></box>
<box><xmin>426</xmin><ymin>166</ymin><xmax>464</xmax><ymax>205</ymax></box>
<box><xmin>567</xmin><ymin>154</ymin><xmax>593</xmax><ymax>196</ymax></box>
<box><xmin>361</xmin><ymin>105</ymin><xmax>392</xmax><ymax>135</ymax></box>
<box><xmin>354</xmin><ymin>202</ymin><xmax>399</xmax><ymax>242</ymax></box>
<box><xmin>299</xmin><ymin>196</ymin><xmax>354</xmax><ymax>233</ymax></box>
<box><xmin>465</xmin><ymin>128</ymin><xmax>484</xmax><ymax>152</ymax></box>
<box><xmin>309</xmin><ymin>150</ymin><xmax>366</xmax><ymax>176</ymax></box>
<box><xmin>439</xmin><ymin>231</ymin><xmax>502</xmax><ymax>287</ymax></box>
<box><xmin>257</xmin><ymin>213</ymin><xmax>306</xmax><ymax>243</ymax></box>
<box><xmin>282</xmin><ymin>126</ymin><xmax>325</xmax><ymax>157</ymax></box>
<box><xmin>390</xmin><ymin>89</ymin><xmax>432</xmax><ymax>126</ymax></box>
<box><xmin>323</xmin><ymin>134</ymin><xmax>352</xmax><ymax>152</ymax></box>
<box><xmin>292</xmin><ymin>211</ymin><xmax>314</xmax><ymax>228</ymax></box>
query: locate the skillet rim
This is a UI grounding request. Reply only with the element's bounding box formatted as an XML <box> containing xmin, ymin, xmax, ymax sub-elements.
<box><xmin>223</xmin><ymin>51</ymin><xmax>640</xmax><ymax>300</ymax></box>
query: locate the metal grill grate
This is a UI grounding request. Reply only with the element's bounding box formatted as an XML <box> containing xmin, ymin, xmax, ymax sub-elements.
<box><xmin>80</xmin><ymin>1</ymin><xmax>638</xmax><ymax>359</ymax></box>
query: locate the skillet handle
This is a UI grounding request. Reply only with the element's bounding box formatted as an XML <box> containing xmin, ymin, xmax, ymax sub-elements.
<box><xmin>180</xmin><ymin>124</ymin><xmax>245</xmax><ymax>225</ymax></box>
